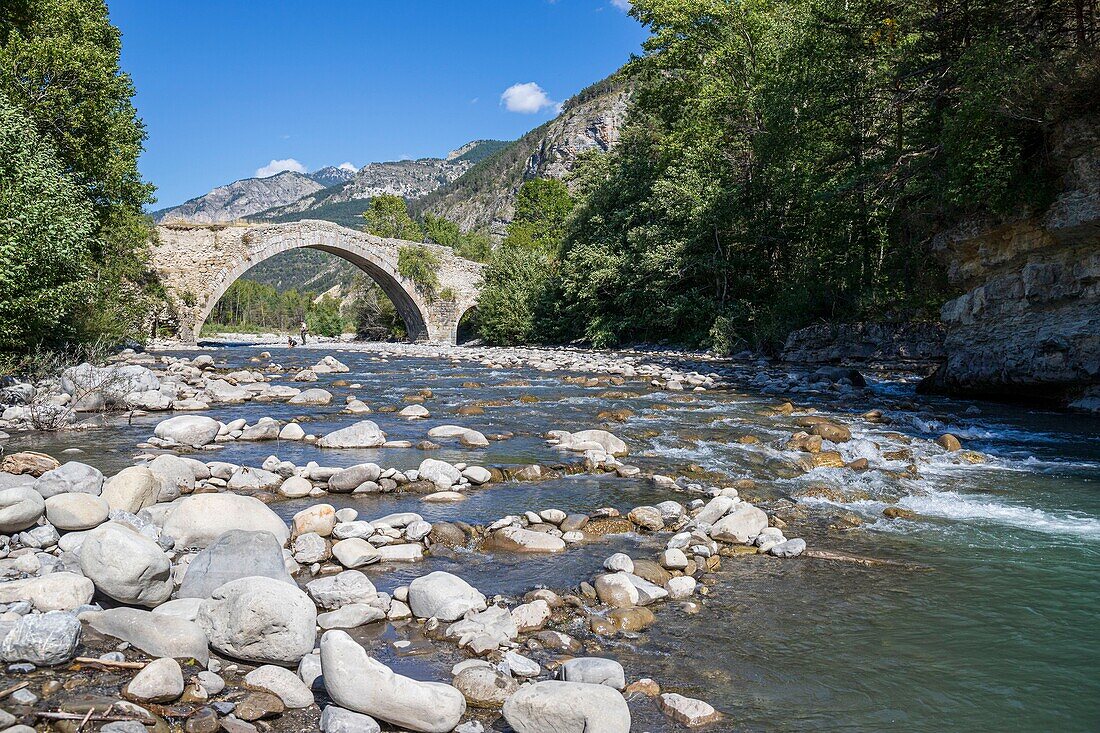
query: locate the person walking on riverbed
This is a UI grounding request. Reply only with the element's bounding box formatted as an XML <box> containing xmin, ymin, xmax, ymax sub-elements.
<box><xmin>299</xmin><ymin>320</ymin><xmax>309</xmax><ymax>345</ymax></box>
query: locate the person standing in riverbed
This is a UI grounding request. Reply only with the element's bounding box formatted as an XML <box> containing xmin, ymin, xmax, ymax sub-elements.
<box><xmin>299</xmin><ymin>320</ymin><xmax>309</xmax><ymax>345</ymax></box>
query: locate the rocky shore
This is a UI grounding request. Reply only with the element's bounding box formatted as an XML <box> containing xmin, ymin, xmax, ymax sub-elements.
<box><xmin>0</xmin><ymin>344</ymin><xmax>995</xmax><ymax>732</ymax></box>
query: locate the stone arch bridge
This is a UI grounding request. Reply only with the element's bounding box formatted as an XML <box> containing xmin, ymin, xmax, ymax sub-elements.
<box><xmin>152</xmin><ymin>220</ymin><xmax>483</xmax><ymax>343</ymax></box>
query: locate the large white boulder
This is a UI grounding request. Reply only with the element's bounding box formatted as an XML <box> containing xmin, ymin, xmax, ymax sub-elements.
<box><xmin>407</xmin><ymin>572</ymin><xmax>487</xmax><ymax>622</ymax></box>
<box><xmin>163</xmin><ymin>494</ymin><xmax>289</xmax><ymax>549</ymax></box>
<box><xmin>502</xmin><ymin>680</ymin><xmax>631</xmax><ymax>733</ymax></box>
<box><xmin>61</xmin><ymin>363</ymin><xmax>159</xmax><ymax>411</ymax></box>
<box><xmin>80</xmin><ymin>607</ymin><xmax>209</xmax><ymax>664</ymax></box>
<box><xmin>0</xmin><ymin>573</ymin><xmax>93</xmax><ymax>611</ymax></box>
<box><xmin>79</xmin><ymin>522</ymin><xmax>172</xmax><ymax>607</ymax></box>
<box><xmin>417</xmin><ymin>460</ymin><xmax>462</xmax><ymax>490</ymax></box>
<box><xmin>101</xmin><ymin>466</ymin><xmax>160</xmax><ymax>514</ymax></box>
<box><xmin>709</xmin><ymin>502</ymin><xmax>769</xmax><ymax>543</ymax></box>
<box><xmin>197</xmin><ymin>576</ymin><xmax>316</xmax><ymax>665</ymax></box>
<box><xmin>0</xmin><ymin>486</ymin><xmax>45</xmax><ymax>533</ymax></box>
<box><xmin>320</xmin><ymin>630</ymin><xmax>466</xmax><ymax>733</ymax></box>
<box><xmin>178</xmin><ymin>530</ymin><xmax>294</xmax><ymax>598</ymax></box>
<box><xmin>44</xmin><ymin>492</ymin><xmax>109</xmax><ymax>531</ymax></box>
<box><xmin>153</xmin><ymin>415</ymin><xmax>221</xmax><ymax>447</ymax></box>
<box><xmin>317</xmin><ymin>421</ymin><xmax>386</xmax><ymax>449</ymax></box>
<box><xmin>147</xmin><ymin>454</ymin><xmax>196</xmax><ymax>501</ymax></box>
<box><xmin>33</xmin><ymin>461</ymin><xmax>104</xmax><ymax>498</ymax></box>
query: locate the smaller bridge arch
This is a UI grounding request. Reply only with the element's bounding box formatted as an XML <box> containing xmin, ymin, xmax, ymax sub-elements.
<box><xmin>152</xmin><ymin>220</ymin><xmax>482</xmax><ymax>344</ymax></box>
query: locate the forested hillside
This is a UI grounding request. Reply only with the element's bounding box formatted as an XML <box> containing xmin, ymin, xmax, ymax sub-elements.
<box><xmin>472</xmin><ymin>0</ymin><xmax>1099</xmax><ymax>351</ymax></box>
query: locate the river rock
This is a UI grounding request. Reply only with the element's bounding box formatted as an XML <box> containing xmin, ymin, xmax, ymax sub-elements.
<box><xmin>657</xmin><ymin>692</ymin><xmax>722</xmax><ymax>727</ymax></box>
<box><xmin>557</xmin><ymin>657</ymin><xmax>626</xmax><ymax>689</ymax></box>
<box><xmin>163</xmin><ymin>494</ymin><xmax>289</xmax><ymax>548</ymax></box>
<box><xmin>0</xmin><ymin>485</ymin><xmax>45</xmax><ymax>533</ymax></box>
<box><xmin>0</xmin><ymin>573</ymin><xmax>93</xmax><ymax>611</ymax></box>
<box><xmin>307</xmin><ymin>571</ymin><xmax>378</xmax><ymax>610</ymax></box>
<box><xmin>318</xmin><ymin>603</ymin><xmax>386</xmax><ymax>629</ymax></box>
<box><xmin>502</xmin><ymin>680</ymin><xmax>630</xmax><ymax>733</ymax></box>
<box><xmin>45</xmin><ymin>492</ymin><xmax>109</xmax><ymax>531</ymax></box>
<box><xmin>561</xmin><ymin>430</ymin><xmax>628</xmax><ymax>456</ymax></box>
<box><xmin>453</xmin><ymin>666</ymin><xmax>518</xmax><ymax>708</ymax></box>
<box><xmin>768</xmin><ymin>537</ymin><xmax>807</xmax><ymax>557</ymax></box>
<box><xmin>125</xmin><ymin>657</ymin><xmax>184</xmax><ymax>703</ymax></box>
<box><xmin>178</xmin><ymin>530</ymin><xmax>294</xmax><ymax>598</ymax></box>
<box><xmin>318</xmin><ymin>421</ymin><xmax>386</xmax><ymax>449</ymax></box>
<box><xmin>79</xmin><ymin>522</ymin><xmax>172</xmax><ymax>607</ymax></box>
<box><xmin>328</xmin><ymin>464</ymin><xmax>382</xmax><ymax>492</ymax></box>
<box><xmin>154</xmin><ymin>415</ymin><xmax>221</xmax><ymax>447</ymax></box>
<box><xmin>101</xmin><ymin>466</ymin><xmax>159</xmax><ymax>514</ymax></box>
<box><xmin>147</xmin><ymin>454</ymin><xmax>196</xmax><ymax>501</ymax></box>
<box><xmin>320</xmin><ymin>706</ymin><xmax>381</xmax><ymax>733</ymax></box>
<box><xmin>33</xmin><ymin>461</ymin><xmax>104</xmax><ymax>498</ymax></box>
<box><xmin>417</xmin><ymin>459</ymin><xmax>461</xmax><ymax>489</ymax></box>
<box><xmin>198</xmin><ymin>576</ymin><xmax>316</xmax><ymax>665</ymax></box>
<box><xmin>485</xmin><ymin>526</ymin><xmax>566</xmax><ymax>553</ymax></box>
<box><xmin>594</xmin><ymin>573</ymin><xmax>639</xmax><ymax>608</ymax></box>
<box><xmin>279</xmin><ymin>423</ymin><xmax>306</xmax><ymax>440</ymax></box>
<box><xmin>289</xmin><ymin>388</ymin><xmax>333</xmax><ymax>405</ymax></box>
<box><xmin>407</xmin><ymin>572</ymin><xmax>487</xmax><ymax>621</ymax></box>
<box><xmin>279</xmin><ymin>476</ymin><xmax>312</xmax><ymax>497</ymax></box>
<box><xmin>320</xmin><ymin>630</ymin><xmax>466</xmax><ymax>733</ymax></box>
<box><xmin>709</xmin><ymin>502</ymin><xmax>769</xmax><ymax>543</ymax></box>
<box><xmin>244</xmin><ymin>665</ymin><xmax>314</xmax><ymax>708</ymax></box>
<box><xmin>0</xmin><ymin>610</ymin><xmax>82</xmax><ymax>665</ymax></box>
<box><xmin>667</xmin><ymin>576</ymin><xmax>697</xmax><ymax>599</ymax></box>
<box><xmin>511</xmin><ymin>599</ymin><xmax>552</xmax><ymax>633</ymax></box>
<box><xmin>293</xmin><ymin>504</ymin><xmax>337</xmax><ymax>536</ymax></box>
<box><xmin>332</xmin><ymin>538</ymin><xmax>381</xmax><ymax>568</ymax></box>
<box><xmin>80</xmin><ymin>607</ymin><xmax>210</xmax><ymax>664</ymax></box>
<box><xmin>2</xmin><ymin>450</ymin><xmax>60</xmax><ymax>476</ymax></box>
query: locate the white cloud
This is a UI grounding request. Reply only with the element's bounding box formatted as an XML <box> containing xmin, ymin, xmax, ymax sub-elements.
<box><xmin>610</xmin><ymin>0</ymin><xmax>631</xmax><ymax>10</ymax></box>
<box><xmin>255</xmin><ymin>158</ymin><xmax>306</xmax><ymax>177</ymax></box>
<box><xmin>501</xmin><ymin>82</ymin><xmax>559</xmax><ymax>114</ymax></box>
<box><xmin>337</xmin><ymin>162</ymin><xmax>357</xmax><ymax>172</ymax></box>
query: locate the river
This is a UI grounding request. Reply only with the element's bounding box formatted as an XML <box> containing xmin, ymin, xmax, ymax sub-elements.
<box><xmin>8</xmin><ymin>342</ymin><xmax>1098</xmax><ymax>732</ymax></box>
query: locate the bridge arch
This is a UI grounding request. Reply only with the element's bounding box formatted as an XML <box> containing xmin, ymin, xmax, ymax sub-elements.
<box><xmin>152</xmin><ymin>220</ymin><xmax>482</xmax><ymax>344</ymax></box>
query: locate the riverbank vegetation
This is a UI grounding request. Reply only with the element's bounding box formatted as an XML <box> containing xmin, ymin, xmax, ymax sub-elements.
<box><xmin>474</xmin><ymin>0</ymin><xmax>1098</xmax><ymax>351</ymax></box>
<box><xmin>0</xmin><ymin>0</ymin><xmax>162</xmax><ymax>361</ymax></box>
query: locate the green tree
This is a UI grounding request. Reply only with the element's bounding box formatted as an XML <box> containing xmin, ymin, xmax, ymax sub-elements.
<box><xmin>307</xmin><ymin>295</ymin><xmax>346</xmax><ymax>337</ymax></box>
<box><xmin>397</xmin><ymin>245</ymin><xmax>441</xmax><ymax>295</ymax></box>
<box><xmin>506</xmin><ymin>178</ymin><xmax>574</xmax><ymax>254</ymax></box>
<box><xmin>0</xmin><ymin>0</ymin><xmax>159</xmax><ymax>348</ymax></box>
<box><xmin>0</xmin><ymin>93</ymin><xmax>96</xmax><ymax>352</ymax></box>
<box><xmin>422</xmin><ymin>212</ymin><xmax>492</xmax><ymax>261</ymax></box>
<box><xmin>362</xmin><ymin>194</ymin><xmax>424</xmax><ymax>240</ymax></box>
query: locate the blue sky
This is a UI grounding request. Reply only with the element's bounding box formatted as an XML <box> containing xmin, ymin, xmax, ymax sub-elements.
<box><xmin>107</xmin><ymin>1</ymin><xmax>646</xmax><ymax>209</ymax></box>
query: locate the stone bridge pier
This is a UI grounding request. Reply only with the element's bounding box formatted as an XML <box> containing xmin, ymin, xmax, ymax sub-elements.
<box><xmin>152</xmin><ymin>220</ymin><xmax>483</xmax><ymax>344</ymax></box>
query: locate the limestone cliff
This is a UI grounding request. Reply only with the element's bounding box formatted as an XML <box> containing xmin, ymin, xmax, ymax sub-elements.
<box><xmin>920</xmin><ymin>116</ymin><xmax>1100</xmax><ymax>408</ymax></box>
<box><xmin>413</xmin><ymin>79</ymin><xmax>631</xmax><ymax>236</ymax></box>
<box><xmin>153</xmin><ymin>171</ymin><xmax>326</xmax><ymax>224</ymax></box>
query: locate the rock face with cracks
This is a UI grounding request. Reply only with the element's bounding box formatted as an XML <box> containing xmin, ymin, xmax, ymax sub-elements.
<box><xmin>163</xmin><ymin>494</ymin><xmax>289</xmax><ymax>548</ymax></box>
<box><xmin>502</xmin><ymin>680</ymin><xmax>631</xmax><ymax>733</ymax></box>
<box><xmin>197</xmin><ymin>576</ymin><xmax>316</xmax><ymax>666</ymax></box>
<box><xmin>320</xmin><ymin>630</ymin><xmax>466</xmax><ymax>733</ymax></box>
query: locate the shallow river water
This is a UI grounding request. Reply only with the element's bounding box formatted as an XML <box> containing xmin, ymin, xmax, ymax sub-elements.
<box><xmin>9</xmin><ymin>343</ymin><xmax>1099</xmax><ymax>732</ymax></box>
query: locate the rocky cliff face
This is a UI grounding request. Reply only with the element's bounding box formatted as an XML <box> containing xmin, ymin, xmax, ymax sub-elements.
<box><xmin>259</xmin><ymin>158</ymin><xmax>472</xmax><ymax>220</ymax></box>
<box><xmin>415</xmin><ymin>82</ymin><xmax>631</xmax><ymax>236</ymax></box>
<box><xmin>782</xmin><ymin>322</ymin><xmax>946</xmax><ymax>366</ymax></box>
<box><xmin>920</xmin><ymin>116</ymin><xmax>1100</xmax><ymax>409</ymax></box>
<box><xmin>153</xmin><ymin>171</ymin><xmax>326</xmax><ymax>224</ymax></box>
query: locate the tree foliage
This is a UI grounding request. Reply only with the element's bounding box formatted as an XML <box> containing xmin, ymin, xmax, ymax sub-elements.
<box><xmin>362</xmin><ymin>194</ymin><xmax>423</xmax><ymax>241</ymax></box>
<box><xmin>546</xmin><ymin>0</ymin><xmax>1098</xmax><ymax>352</ymax></box>
<box><xmin>397</xmin><ymin>245</ymin><xmax>441</xmax><ymax>295</ymax></box>
<box><xmin>422</xmin><ymin>213</ymin><xmax>492</xmax><ymax>261</ymax></box>
<box><xmin>475</xmin><ymin>179</ymin><xmax>575</xmax><ymax>345</ymax></box>
<box><xmin>0</xmin><ymin>0</ymin><xmax>160</xmax><ymax>351</ymax></box>
<box><xmin>0</xmin><ymin>93</ymin><xmax>95</xmax><ymax>351</ymax></box>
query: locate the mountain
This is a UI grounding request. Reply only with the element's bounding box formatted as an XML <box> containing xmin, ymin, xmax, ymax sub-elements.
<box><xmin>152</xmin><ymin>74</ymin><xmax>629</xmax><ymax>236</ymax></box>
<box><xmin>152</xmin><ymin>170</ymin><xmax>327</xmax><ymax>224</ymax></box>
<box><xmin>411</xmin><ymin>76</ymin><xmax>630</xmax><ymax>236</ymax></box>
<box><xmin>309</xmin><ymin>165</ymin><xmax>358</xmax><ymax>187</ymax></box>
